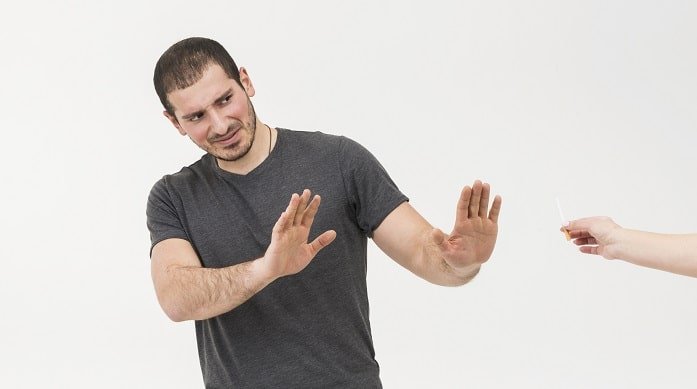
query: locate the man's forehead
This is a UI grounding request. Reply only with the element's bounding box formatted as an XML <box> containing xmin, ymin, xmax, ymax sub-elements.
<box><xmin>168</xmin><ymin>65</ymin><xmax>237</xmax><ymax>115</ymax></box>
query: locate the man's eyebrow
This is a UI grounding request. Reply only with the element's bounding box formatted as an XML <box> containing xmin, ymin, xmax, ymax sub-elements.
<box><xmin>181</xmin><ymin>109</ymin><xmax>204</xmax><ymax>120</ymax></box>
<box><xmin>214</xmin><ymin>88</ymin><xmax>234</xmax><ymax>104</ymax></box>
<box><xmin>181</xmin><ymin>88</ymin><xmax>234</xmax><ymax>120</ymax></box>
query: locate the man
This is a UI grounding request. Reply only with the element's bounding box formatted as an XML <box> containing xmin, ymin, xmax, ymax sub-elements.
<box><xmin>147</xmin><ymin>37</ymin><xmax>502</xmax><ymax>388</ymax></box>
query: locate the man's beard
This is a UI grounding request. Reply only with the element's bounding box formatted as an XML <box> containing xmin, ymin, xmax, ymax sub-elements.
<box><xmin>206</xmin><ymin>97</ymin><xmax>258</xmax><ymax>162</ymax></box>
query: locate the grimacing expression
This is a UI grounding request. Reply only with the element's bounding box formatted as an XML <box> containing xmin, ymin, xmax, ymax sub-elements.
<box><xmin>166</xmin><ymin>64</ymin><xmax>258</xmax><ymax>162</ymax></box>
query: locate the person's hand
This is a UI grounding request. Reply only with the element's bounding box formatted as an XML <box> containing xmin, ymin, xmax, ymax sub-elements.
<box><xmin>262</xmin><ymin>189</ymin><xmax>337</xmax><ymax>279</ymax></box>
<box><xmin>564</xmin><ymin>216</ymin><xmax>622</xmax><ymax>259</ymax></box>
<box><xmin>430</xmin><ymin>180</ymin><xmax>502</xmax><ymax>272</ymax></box>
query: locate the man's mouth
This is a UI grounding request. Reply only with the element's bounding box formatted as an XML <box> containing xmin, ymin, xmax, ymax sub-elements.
<box><xmin>212</xmin><ymin>127</ymin><xmax>240</xmax><ymax>144</ymax></box>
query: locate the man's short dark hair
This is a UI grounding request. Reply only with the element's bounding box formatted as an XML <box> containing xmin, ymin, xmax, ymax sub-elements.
<box><xmin>154</xmin><ymin>37</ymin><xmax>241</xmax><ymax>116</ymax></box>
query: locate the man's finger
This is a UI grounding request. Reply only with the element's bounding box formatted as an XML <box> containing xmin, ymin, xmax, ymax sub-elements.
<box><xmin>308</xmin><ymin>230</ymin><xmax>337</xmax><ymax>256</ymax></box>
<box><xmin>273</xmin><ymin>211</ymin><xmax>289</xmax><ymax>233</ymax></box>
<box><xmin>488</xmin><ymin>195</ymin><xmax>502</xmax><ymax>223</ymax></box>
<box><xmin>456</xmin><ymin>186</ymin><xmax>472</xmax><ymax>223</ymax></box>
<box><xmin>478</xmin><ymin>183</ymin><xmax>490</xmax><ymax>218</ymax></box>
<box><xmin>301</xmin><ymin>195</ymin><xmax>321</xmax><ymax>227</ymax></box>
<box><xmin>282</xmin><ymin>193</ymin><xmax>300</xmax><ymax>230</ymax></box>
<box><xmin>294</xmin><ymin>189</ymin><xmax>311</xmax><ymax>225</ymax></box>
<box><xmin>469</xmin><ymin>180</ymin><xmax>482</xmax><ymax>218</ymax></box>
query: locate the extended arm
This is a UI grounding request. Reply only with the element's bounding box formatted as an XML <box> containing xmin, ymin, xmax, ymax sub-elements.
<box><xmin>151</xmin><ymin>238</ymin><xmax>270</xmax><ymax>321</ymax></box>
<box><xmin>373</xmin><ymin>180</ymin><xmax>502</xmax><ymax>286</ymax></box>
<box><xmin>565</xmin><ymin>217</ymin><xmax>697</xmax><ymax>278</ymax></box>
<box><xmin>151</xmin><ymin>190</ymin><xmax>336</xmax><ymax>321</ymax></box>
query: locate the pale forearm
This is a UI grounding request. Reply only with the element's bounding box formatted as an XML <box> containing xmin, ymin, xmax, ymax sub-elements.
<box><xmin>160</xmin><ymin>258</ymin><xmax>274</xmax><ymax>321</ymax></box>
<box><xmin>612</xmin><ymin>229</ymin><xmax>697</xmax><ymax>277</ymax></box>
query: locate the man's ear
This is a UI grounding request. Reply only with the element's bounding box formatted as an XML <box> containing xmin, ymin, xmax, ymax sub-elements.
<box><xmin>238</xmin><ymin>67</ymin><xmax>256</xmax><ymax>98</ymax></box>
<box><xmin>164</xmin><ymin>111</ymin><xmax>186</xmax><ymax>136</ymax></box>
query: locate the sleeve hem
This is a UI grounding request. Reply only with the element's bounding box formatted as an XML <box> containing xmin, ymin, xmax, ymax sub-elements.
<box><xmin>368</xmin><ymin>195</ymin><xmax>409</xmax><ymax>238</ymax></box>
<box><xmin>149</xmin><ymin>234</ymin><xmax>191</xmax><ymax>258</ymax></box>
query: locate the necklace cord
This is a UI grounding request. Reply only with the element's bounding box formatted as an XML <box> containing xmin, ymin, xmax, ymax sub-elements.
<box><xmin>267</xmin><ymin>124</ymin><xmax>272</xmax><ymax>156</ymax></box>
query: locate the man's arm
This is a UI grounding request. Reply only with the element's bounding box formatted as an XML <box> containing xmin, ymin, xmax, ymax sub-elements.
<box><xmin>151</xmin><ymin>190</ymin><xmax>337</xmax><ymax>322</ymax></box>
<box><xmin>373</xmin><ymin>180</ymin><xmax>502</xmax><ymax>286</ymax></box>
<box><xmin>565</xmin><ymin>216</ymin><xmax>697</xmax><ymax>278</ymax></box>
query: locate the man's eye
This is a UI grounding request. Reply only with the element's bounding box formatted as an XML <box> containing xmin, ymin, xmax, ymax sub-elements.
<box><xmin>190</xmin><ymin>114</ymin><xmax>203</xmax><ymax>122</ymax></box>
<box><xmin>221</xmin><ymin>94</ymin><xmax>232</xmax><ymax>104</ymax></box>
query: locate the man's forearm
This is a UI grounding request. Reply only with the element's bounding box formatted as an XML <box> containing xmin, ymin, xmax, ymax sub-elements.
<box><xmin>159</xmin><ymin>258</ymin><xmax>275</xmax><ymax>321</ymax></box>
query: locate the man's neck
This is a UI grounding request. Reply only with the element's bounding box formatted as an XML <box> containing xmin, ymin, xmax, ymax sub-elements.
<box><xmin>217</xmin><ymin>122</ymin><xmax>274</xmax><ymax>175</ymax></box>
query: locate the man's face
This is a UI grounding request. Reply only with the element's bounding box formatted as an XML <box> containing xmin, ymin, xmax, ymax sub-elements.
<box><xmin>165</xmin><ymin>64</ymin><xmax>258</xmax><ymax>162</ymax></box>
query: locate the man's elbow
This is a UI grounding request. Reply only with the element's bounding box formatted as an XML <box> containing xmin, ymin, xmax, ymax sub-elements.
<box><xmin>154</xmin><ymin>288</ymin><xmax>192</xmax><ymax>322</ymax></box>
<box><xmin>158</xmin><ymin>298</ymin><xmax>189</xmax><ymax>322</ymax></box>
<box><xmin>165</xmin><ymin>306</ymin><xmax>190</xmax><ymax>322</ymax></box>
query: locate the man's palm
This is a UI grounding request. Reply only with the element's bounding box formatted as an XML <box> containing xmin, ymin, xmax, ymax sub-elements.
<box><xmin>432</xmin><ymin>181</ymin><xmax>502</xmax><ymax>270</ymax></box>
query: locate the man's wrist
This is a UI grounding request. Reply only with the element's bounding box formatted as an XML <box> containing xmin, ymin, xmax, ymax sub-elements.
<box><xmin>251</xmin><ymin>256</ymin><xmax>280</xmax><ymax>286</ymax></box>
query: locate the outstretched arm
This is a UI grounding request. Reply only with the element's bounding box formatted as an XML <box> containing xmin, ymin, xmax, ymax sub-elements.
<box><xmin>373</xmin><ymin>180</ymin><xmax>502</xmax><ymax>286</ymax></box>
<box><xmin>564</xmin><ymin>216</ymin><xmax>697</xmax><ymax>278</ymax></box>
<box><xmin>151</xmin><ymin>190</ymin><xmax>337</xmax><ymax>321</ymax></box>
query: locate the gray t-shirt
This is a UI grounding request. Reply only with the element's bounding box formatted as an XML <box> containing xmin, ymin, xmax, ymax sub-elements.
<box><xmin>147</xmin><ymin>128</ymin><xmax>408</xmax><ymax>388</ymax></box>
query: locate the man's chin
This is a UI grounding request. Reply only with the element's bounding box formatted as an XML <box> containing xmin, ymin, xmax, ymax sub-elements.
<box><xmin>211</xmin><ymin>146</ymin><xmax>251</xmax><ymax>162</ymax></box>
<box><xmin>212</xmin><ymin>152</ymin><xmax>242</xmax><ymax>162</ymax></box>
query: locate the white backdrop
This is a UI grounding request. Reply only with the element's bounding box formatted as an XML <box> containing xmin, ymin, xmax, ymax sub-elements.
<box><xmin>1</xmin><ymin>1</ymin><xmax>696</xmax><ymax>388</ymax></box>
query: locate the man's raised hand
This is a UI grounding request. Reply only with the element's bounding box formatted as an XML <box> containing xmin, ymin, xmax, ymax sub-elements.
<box><xmin>430</xmin><ymin>180</ymin><xmax>502</xmax><ymax>272</ymax></box>
<box><xmin>261</xmin><ymin>189</ymin><xmax>337</xmax><ymax>279</ymax></box>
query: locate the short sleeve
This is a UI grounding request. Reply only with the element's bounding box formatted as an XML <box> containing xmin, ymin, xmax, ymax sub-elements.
<box><xmin>338</xmin><ymin>136</ymin><xmax>409</xmax><ymax>237</ymax></box>
<box><xmin>146</xmin><ymin>178</ymin><xmax>190</xmax><ymax>256</ymax></box>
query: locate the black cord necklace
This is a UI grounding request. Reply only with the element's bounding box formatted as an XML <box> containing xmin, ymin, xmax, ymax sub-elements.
<box><xmin>267</xmin><ymin>124</ymin><xmax>272</xmax><ymax>155</ymax></box>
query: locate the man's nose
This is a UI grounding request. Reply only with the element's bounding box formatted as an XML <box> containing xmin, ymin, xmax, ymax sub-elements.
<box><xmin>209</xmin><ymin>110</ymin><xmax>228</xmax><ymax>135</ymax></box>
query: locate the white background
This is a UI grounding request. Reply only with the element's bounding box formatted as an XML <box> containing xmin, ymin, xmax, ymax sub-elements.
<box><xmin>1</xmin><ymin>1</ymin><xmax>696</xmax><ymax>388</ymax></box>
